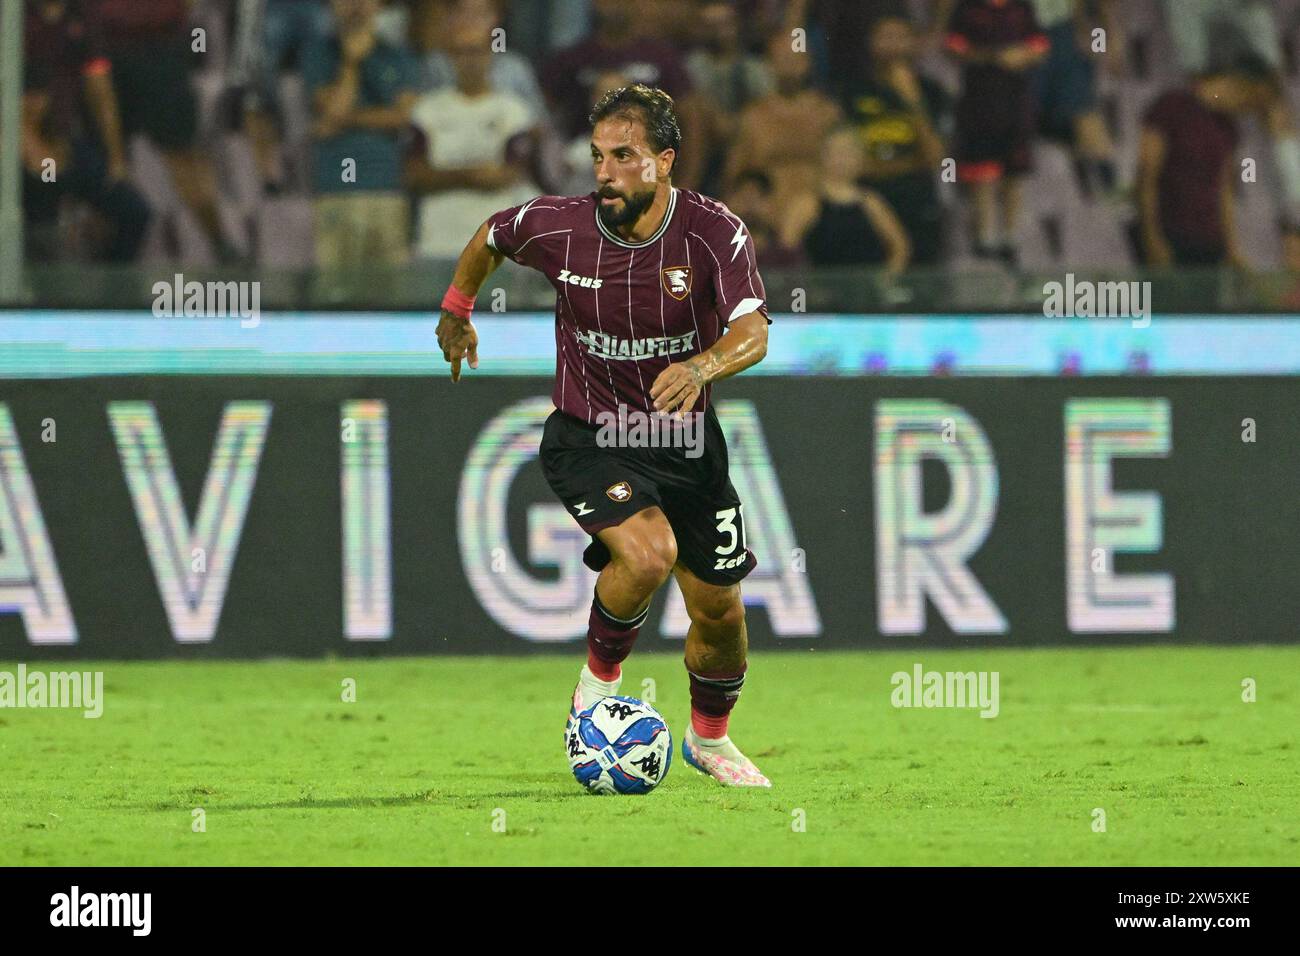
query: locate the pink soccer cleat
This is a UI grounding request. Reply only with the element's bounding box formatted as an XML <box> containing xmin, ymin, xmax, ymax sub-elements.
<box><xmin>681</xmin><ymin>725</ymin><xmax>772</xmax><ymax>788</ymax></box>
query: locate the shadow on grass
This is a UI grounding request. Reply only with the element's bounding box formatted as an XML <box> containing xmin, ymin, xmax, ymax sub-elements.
<box><xmin>118</xmin><ymin>788</ymin><xmax>580</xmax><ymax>812</ymax></box>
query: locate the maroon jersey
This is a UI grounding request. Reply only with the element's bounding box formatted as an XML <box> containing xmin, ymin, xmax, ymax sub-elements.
<box><xmin>485</xmin><ymin>189</ymin><xmax>771</xmax><ymax>422</ymax></box>
<box><xmin>1143</xmin><ymin>89</ymin><xmax>1238</xmax><ymax>249</ymax></box>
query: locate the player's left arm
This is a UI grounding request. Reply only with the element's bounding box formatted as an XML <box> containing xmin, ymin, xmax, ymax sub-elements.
<box><xmin>652</xmin><ymin>207</ymin><xmax>770</xmax><ymax>415</ymax></box>
<box><xmin>651</xmin><ymin>312</ymin><xmax>768</xmax><ymax>416</ymax></box>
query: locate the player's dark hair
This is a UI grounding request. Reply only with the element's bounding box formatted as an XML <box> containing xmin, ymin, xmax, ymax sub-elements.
<box><xmin>589</xmin><ymin>84</ymin><xmax>682</xmax><ymax>170</ymax></box>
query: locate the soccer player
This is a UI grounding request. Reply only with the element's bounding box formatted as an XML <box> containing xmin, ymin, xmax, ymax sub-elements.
<box><xmin>436</xmin><ymin>85</ymin><xmax>772</xmax><ymax>787</ymax></box>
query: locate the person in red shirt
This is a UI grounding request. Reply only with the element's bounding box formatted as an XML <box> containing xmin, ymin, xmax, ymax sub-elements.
<box><xmin>944</xmin><ymin>0</ymin><xmax>1050</xmax><ymax>267</ymax></box>
<box><xmin>21</xmin><ymin>0</ymin><xmax>149</xmax><ymax>262</ymax></box>
<box><xmin>1137</xmin><ymin>56</ymin><xmax>1281</xmax><ymax>268</ymax></box>
<box><xmin>85</xmin><ymin>0</ymin><xmax>228</xmax><ymax>258</ymax></box>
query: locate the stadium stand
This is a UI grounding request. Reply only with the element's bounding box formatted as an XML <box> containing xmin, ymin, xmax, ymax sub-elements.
<box><xmin>11</xmin><ymin>0</ymin><xmax>1300</xmax><ymax>311</ymax></box>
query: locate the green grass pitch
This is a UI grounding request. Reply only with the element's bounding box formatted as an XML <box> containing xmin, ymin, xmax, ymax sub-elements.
<box><xmin>2</xmin><ymin>646</ymin><xmax>1296</xmax><ymax>866</ymax></box>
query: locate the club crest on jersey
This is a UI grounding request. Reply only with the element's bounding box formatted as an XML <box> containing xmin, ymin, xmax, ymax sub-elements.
<box><xmin>605</xmin><ymin>481</ymin><xmax>632</xmax><ymax>503</ymax></box>
<box><xmin>661</xmin><ymin>266</ymin><xmax>692</xmax><ymax>300</ymax></box>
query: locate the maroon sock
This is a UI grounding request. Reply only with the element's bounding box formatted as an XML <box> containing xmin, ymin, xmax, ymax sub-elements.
<box><xmin>687</xmin><ymin>664</ymin><xmax>747</xmax><ymax>738</ymax></box>
<box><xmin>586</xmin><ymin>587</ymin><xmax>649</xmax><ymax>680</ymax></box>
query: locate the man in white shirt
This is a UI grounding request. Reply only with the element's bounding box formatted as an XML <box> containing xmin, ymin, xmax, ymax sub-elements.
<box><xmin>406</xmin><ymin>17</ymin><xmax>538</xmax><ymax>259</ymax></box>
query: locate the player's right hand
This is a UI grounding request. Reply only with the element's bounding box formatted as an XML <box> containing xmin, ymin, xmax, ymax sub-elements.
<box><xmin>436</xmin><ymin>309</ymin><xmax>479</xmax><ymax>382</ymax></box>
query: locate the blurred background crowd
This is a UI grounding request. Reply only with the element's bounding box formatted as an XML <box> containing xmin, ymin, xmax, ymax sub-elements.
<box><xmin>14</xmin><ymin>0</ymin><xmax>1300</xmax><ymax>307</ymax></box>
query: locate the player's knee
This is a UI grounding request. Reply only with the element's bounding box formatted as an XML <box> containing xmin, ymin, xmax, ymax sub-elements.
<box><xmin>642</xmin><ymin>535</ymin><xmax>679</xmax><ymax>586</ymax></box>
<box><xmin>687</xmin><ymin>587</ymin><xmax>745</xmax><ymax>635</ymax></box>
<box><xmin>622</xmin><ymin>532</ymin><xmax>677</xmax><ymax>589</ymax></box>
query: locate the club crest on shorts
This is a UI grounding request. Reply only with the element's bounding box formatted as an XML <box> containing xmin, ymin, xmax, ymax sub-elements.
<box><xmin>605</xmin><ymin>480</ymin><xmax>632</xmax><ymax>502</ymax></box>
<box><xmin>661</xmin><ymin>266</ymin><xmax>692</xmax><ymax>300</ymax></box>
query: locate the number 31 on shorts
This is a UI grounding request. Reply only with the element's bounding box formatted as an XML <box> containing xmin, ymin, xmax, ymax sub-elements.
<box><xmin>713</xmin><ymin>506</ymin><xmax>747</xmax><ymax>571</ymax></box>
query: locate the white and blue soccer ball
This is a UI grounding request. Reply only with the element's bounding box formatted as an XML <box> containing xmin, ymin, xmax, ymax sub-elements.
<box><xmin>566</xmin><ymin>696</ymin><xmax>672</xmax><ymax>795</ymax></box>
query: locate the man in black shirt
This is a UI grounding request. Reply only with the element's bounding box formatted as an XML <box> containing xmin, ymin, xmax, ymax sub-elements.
<box><xmin>842</xmin><ymin>16</ymin><xmax>950</xmax><ymax>266</ymax></box>
<box><xmin>22</xmin><ymin>0</ymin><xmax>149</xmax><ymax>262</ymax></box>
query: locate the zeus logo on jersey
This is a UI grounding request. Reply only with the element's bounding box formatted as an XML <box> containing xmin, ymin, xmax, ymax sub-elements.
<box><xmin>556</xmin><ymin>268</ymin><xmax>604</xmax><ymax>289</ymax></box>
<box><xmin>575</xmin><ymin>329</ymin><xmax>698</xmax><ymax>361</ymax></box>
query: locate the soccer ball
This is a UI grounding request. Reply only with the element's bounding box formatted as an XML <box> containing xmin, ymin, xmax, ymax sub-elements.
<box><xmin>566</xmin><ymin>696</ymin><xmax>672</xmax><ymax>795</ymax></box>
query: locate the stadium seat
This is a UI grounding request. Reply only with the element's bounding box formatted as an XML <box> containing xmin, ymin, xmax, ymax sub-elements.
<box><xmin>128</xmin><ymin>135</ymin><xmax>217</xmax><ymax>266</ymax></box>
<box><xmin>191</xmin><ymin>70</ymin><xmax>230</xmax><ymax>145</ymax></box>
<box><xmin>1063</xmin><ymin>200</ymin><xmax>1135</xmax><ymax>270</ymax></box>
<box><xmin>1235</xmin><ymin>124</ymin><xmax>1285</xmax><ymax>270</ymax></box>
<box><xmin>1024</xmin><ymin>142</ymin><xmax>1081</xmax><ymax>220</ymax></box>
<box><xmin>214</xmin><ymin>133</ymin><xmax>264</xmax><ymax>260</ymax></box>
<box><xmin>276</xmin><ymin>73</ymin><xmax>315</xmax><ymax>194</ymax></box>
<box><xmin>1123</xmin><ymin>0</ymin><xmax>1166</xmax><ymax>32</ymax></box>
<box><xmin>190</xmin><ymin>0</ymin><xmax>231</xmax><ymax>77</ymax></box>
<box><xmin>1111</xmin><ymin>81</ymin><xmax>1163</xmax><ymax>189</ymax></box>
<box><xmin>255</xmin><ymin>196</ymin><xmax>316</xmax><ymax>269</ymax></box>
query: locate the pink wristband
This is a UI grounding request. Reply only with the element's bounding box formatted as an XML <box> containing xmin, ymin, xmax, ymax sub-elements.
<box><xmin>441</xmin><ymin>284</ymin><xmax>476</xmax><ymax>320</ymax></box>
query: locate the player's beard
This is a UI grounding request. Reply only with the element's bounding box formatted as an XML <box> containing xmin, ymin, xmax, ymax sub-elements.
<box><xmin>596</xmin><ymin>187</ymin><xmax>656</xmax><ymax>231</ymax></box>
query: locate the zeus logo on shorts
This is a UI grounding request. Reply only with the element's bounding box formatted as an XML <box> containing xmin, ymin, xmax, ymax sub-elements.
<box><xmin>556</xmin><ymin>268</ymin><xmax>603</xmax><ymax>289</ymax></box>
<box><xmin>606</xmin><ymin>481</ymin><xmax>632</xmax><ymax>502</ymax></box>
<box><xmin>576</xmin><ymin>329</ymin><xmax>698</xmax><ymax>361</ymax></box>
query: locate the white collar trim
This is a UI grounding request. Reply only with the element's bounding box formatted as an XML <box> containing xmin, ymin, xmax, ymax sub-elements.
<box><xmin>595</xmin><ymin>187</ymin><xmax>677</xmax><ymax>248</ymax></box>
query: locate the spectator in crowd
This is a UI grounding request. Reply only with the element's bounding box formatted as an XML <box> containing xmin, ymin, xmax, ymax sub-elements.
<box><xmin>525</xmin><ymin>0</ymin><xmax>592</xmax><ymax>57</ymax></box>
<box><xmin>784</xmin><ymin>127</ymin><xmax>911</xmax><ymax>274</ymax></box>
<box><xmin>804</xmin><ymin>0</ymin><xmax>914</xmax><ymax>98</ymax></box>
<box><xmin>303</xmin><ymin>0</ymin><xmax>419</xmax><ymax>267</ymax></box>
<box><xmin>412</xmin><ymin>0</ymin><xmax>545</xmax><ymax>118</ymax></box>
<box><xmin>87</xmin><ymin>0</ymin><xmax>228</xmax><ymax>258</ymax></box>
<box><xmin>604</xmin><ymin>0</ymin><xmax>702</xmax><ymax>47</ymax></box>
<box><xmin>1028</xmin><ymin>0</ymin><xmax>1120</xmax><ymax>197</ymax></box>
<box><xmin>541</xmin><ymin>0</ymin><xmax>706</xmax><ymax>186</ymax></box>
<box><xmin>21</xmin><ymin>0</ymin><xmax>149</xmax><ymax>263</ymax></box>
<box><xmin>406</xmin><ymin>15</ymin><xmax>539</xmax><ymax>258</ymax></box>
<box><xmin>551</xmin><ymin>67</ymin><xmax>635</xmax><ymax>196</ymax></box>
<box><xmin>945</xmin><ymin>0</ymin><xmax>1050</xmax><ymax>267</ymax></box>
<box><xmin>1137</xmin><ymin>56</ymin><xmax>1280</xmax><ymax>268</ymax></box>
<box><xmin>414</xmin><ymin>1</ymin><xmax>574</xmax><ymax>195</ymax></box>
<box><xmin>230</xmin><ymin>0</ymin><xmax>335</xmax><ymax>193</ymax></box>
<box><xmin>450</xmin><ymin>0</ymin><xmax>590</xmax><ymax>61</ymax></box>
<box><xmin>844</xmin><ymin>15</ymin><xmax>950</xmax><ymax>266</ymax></box>
<box><xmin>685</xmin><ymin>1</ymin><xmax>774</xmax><ymax>194</ymax></box>
<box><xmin>723</xmin><ymin>32</ymin><xmax>842</xmax><ymax>215</ymax></box>
<box><xmin>720</xmin><ymin>0</ymin><xmax>794</xmax><ymax>57</ymax></box>
<box><xmin>1163</xmin><ymin>0</ymin><xmax>1300</xmax><ymax>229</ymax></box>
<box><xmin>725</xmin><ymin>170</ymin><xmax>807</xmax><ymax>269</ymax></box>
